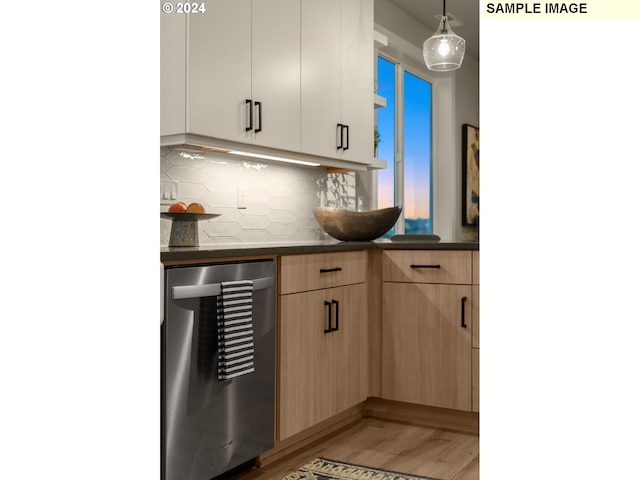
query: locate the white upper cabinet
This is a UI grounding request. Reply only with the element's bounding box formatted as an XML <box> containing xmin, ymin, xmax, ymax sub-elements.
<box><xmin>301</xmin><ymin>0</ymin><xmax>373</xmax><ymax>164</ymax></box>
<box><xmin>301</xmin><ymin>0</ymin><xmax>341</xmax><ymax>159</ymax></box>
<box><xmin>186</xmin><ymin>1</ymin><xmax>251</xmax><ymax>142</ymax></box>
<box><xmin>186</xmin><ymin>0</ymin><xmax>300</xmax><ymax>151</ymax></box>
<box><xmin>160</xmin><ymin>11</ymin><xmax>186</xmax><ymax>137</ymax></box>
<box><xmin>339</xmin><ymin>0</ymin><xmax>374</xmax><ymax>163</ymax></box>
<box><xmin>250</xmin><ymin>0</ymin><xmax>301</xmax><ymax>151</ymax></box>
<box><xmin>161</xmin><ymin>0</ymin><xmax>374</xmax><ymax>167</ymax></box>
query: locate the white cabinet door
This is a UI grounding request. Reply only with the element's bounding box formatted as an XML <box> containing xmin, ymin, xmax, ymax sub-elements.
<box><xmin>301</xmin><ymin>0</ymin><xmax>341</xmax><ymax>159</ymax></box>
<box><xmin>187</xmin><ymin>0</ymin><xmax>252</xmax><ymax>142</ymax></box>
<box><xmin>160</xmin><ymin>11</ymin><xmax>186</xmax><ymax>137</ymax></box>
<box><xmin>251</xmin><ymin>0</ymin><xmax>301</xmax><ymax>151</ymax></box>
<box><xmin>300</xmin><ymin>0</ymin><xmax>373</xmax><ymax>163</ymax></box>
<box><xmin>340</xmin><ymin>0</ymin><xmax>374</xmax><ymax>163</ymax></box>
<box><xmin>161</xmin><ymin>0</ymin><xmax>374</xmax><ymax>167</ymax></box>
<box><xmin>186</xmin><ymin>0</ymin><xmax>300</xmax><ymax>150</ymax></box>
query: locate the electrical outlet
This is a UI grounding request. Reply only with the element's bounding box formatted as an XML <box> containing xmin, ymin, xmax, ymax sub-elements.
<box><xmin>160</xmin><ymin>181</ymin><xmax>179</xmax><ymax>205</ymax></box>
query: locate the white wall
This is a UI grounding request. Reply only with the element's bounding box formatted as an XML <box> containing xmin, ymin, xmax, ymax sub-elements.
<box><xmin>454</xmin><ymin>56</ymin><xmax>480</xmax><ymax>241</ymax></box>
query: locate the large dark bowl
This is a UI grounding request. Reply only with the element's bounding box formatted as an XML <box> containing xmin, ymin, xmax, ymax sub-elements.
<box><xmin>313</xmin><ymin>206</ymin><xmax>402</xmax><ymax>241</ymax></box>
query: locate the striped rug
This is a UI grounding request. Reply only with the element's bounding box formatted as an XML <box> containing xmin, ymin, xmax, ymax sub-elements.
<box><xmin>216</xmin><ymin>280</ymin><xmax>254</xmax><ymax>380</ymax></box>
<box><xmin>281</xmin><ymin>458</ymin><xmax>440</xmax><ymax>480</ymax></box>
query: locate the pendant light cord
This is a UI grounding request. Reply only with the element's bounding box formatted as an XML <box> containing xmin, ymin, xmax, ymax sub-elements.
<box><xmin>443</xmin><ymin>0</ymin><xmax>446</xmax><ymax>18</ymax></box>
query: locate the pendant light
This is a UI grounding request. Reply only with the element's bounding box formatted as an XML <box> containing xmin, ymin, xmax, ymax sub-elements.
<box><xmin>423</xmin><ymin>0</ymin><xmax>466</xmax><ymax>71</ymax></box>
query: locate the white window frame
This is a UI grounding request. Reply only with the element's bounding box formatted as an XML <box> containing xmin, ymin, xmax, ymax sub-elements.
<box><xmin>374</xmin><ymin>24</ymin><xmax>457</xmax><ymax>239</ymax></box>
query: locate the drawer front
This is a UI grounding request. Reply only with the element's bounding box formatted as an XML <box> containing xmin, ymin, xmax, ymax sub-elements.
<box><xmin>382</xmin><ymin>250</ymin><xmax>472</xmax><ymax>284</ymax></box>
<box><xmin>279</xmin><ymin>251</ymin><xmax>368</xmax><ymax>294</ymax></box>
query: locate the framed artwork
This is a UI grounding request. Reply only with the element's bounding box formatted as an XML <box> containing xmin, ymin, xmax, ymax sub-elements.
<box><xmin>462</xmin><ymin>124</ymin><xmax>479</xmax><ymax>226</ymax></box>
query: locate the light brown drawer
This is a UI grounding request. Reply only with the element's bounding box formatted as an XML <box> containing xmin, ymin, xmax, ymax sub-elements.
<box><xmin>279</xmin><ymin>251</ymin><xmax>368</xmax><ymax>294</ymax></box>
<box><xmin>382</xmin><ymin>250</ymin><xmax>472</xmax><ymax>285</ymax></box>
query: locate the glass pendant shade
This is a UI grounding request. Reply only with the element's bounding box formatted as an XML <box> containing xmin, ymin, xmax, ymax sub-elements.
<box><xmin>423</xmin><ymin>15</ymin><xmax>466</xmax><ymax>71</ymax></box>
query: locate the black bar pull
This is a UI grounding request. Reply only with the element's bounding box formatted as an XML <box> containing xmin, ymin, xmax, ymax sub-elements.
<box><xmin>461</xmin><ymin>296</ymin><xmax>468</xmax><ymax>328</ymax></box>
<box><xmin>343</xmin><ymin>124</ymin><xmax>349</xmax><ymax>151</ymax></box>
<box><xmin>255</xmin><ymin>101</ymin><xmax>262</xmax><ymax>133</ymax></box>
<box><xmin>319</xmin><ymin>267</ymin><xmax>343</xmax><ymax>273</ymax></box>
<box><xmin>324</xmin><ymin>301</ymin><xmax>332</xmax><ymax>333</ymax></box>
<box><xmin>336</xmin><ymin>123</ymin><xmax>344</xmax><ymax>149</ymax></box>
<box><xmin>245</xmin><ymin>99</ymin><xmax>253</xmax><ymax>132</ymax></box>
<box><xmin>331</xmin><ymin>300</ymin><xmax>339</xmax><ymax>332</ymax></box>
<box><xmin>410</xmin><ymin>264</ymin><xmax>441</xmax><ymax>269</ymax></box>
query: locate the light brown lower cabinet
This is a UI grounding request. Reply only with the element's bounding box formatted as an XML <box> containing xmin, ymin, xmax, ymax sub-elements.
<box><xmin>278</xmin><ymin>282</ymin><xmax>368</xmax><ymax>440</ymax></box>
<box><xmin>472</xmin><ymin>251</ymin><xmax>479</xmax><ymax>412</ymax></box>
<box><xmin>276</xmin><ymin>248</ymin><xmax>479</xmax><ymax>443</ymax></box>
<box><xmin>472</xmin><ymin>347</ymin><xmax>479</xmax><ymax>412</ymax></box>
<box><xmin>382</xmin><ymin>282</ymin><xmax>473</xmax><ymax>411</ymax></box>
<box><xmin>381</xmin><ymin>250</ymin><xmax>477</xmax><ymax>412</ymax></box>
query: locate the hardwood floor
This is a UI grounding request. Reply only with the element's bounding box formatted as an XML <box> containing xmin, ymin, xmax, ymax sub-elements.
<box><xmin>236</xmin><ymin>417</ymin><xmax>479</xmax><ymax>480</ymax></box>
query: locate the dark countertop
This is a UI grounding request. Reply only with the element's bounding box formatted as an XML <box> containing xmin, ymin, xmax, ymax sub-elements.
<box><xmin>161</xmin><ymin>239</ymin><xmax>478</xmax><ymax>264</ymax></box>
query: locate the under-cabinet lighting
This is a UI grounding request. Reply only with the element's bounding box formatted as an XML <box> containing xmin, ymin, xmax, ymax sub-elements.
<box><xmin>227</xmin><ymin>150</ymin><xmax>320</xmax><ymax>167</ymax></box>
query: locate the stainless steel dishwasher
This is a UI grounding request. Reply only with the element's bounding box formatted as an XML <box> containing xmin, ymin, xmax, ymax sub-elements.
<box><xmin>162</xmin><ymin>260</ymin><xmax>276</xmax><ymax>480</ymax></box>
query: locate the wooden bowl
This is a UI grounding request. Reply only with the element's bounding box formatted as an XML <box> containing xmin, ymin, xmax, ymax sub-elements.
<box><xmin>313</xmin><ymin>206</ymin><xmax>402</xmax><ymax>241</ymax></box>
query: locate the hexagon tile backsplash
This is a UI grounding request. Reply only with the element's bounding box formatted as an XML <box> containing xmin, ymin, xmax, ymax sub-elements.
<box><xmin>160</xmin><ymin>147</ymin><xmax>356</xmax><ymax>246</ymax></box>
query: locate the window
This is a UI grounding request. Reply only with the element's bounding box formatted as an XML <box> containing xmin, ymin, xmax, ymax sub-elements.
<box><xmin>376</xmin><ymin>56</ymin><xmax>433</xmax><ymax>236</ymax></box>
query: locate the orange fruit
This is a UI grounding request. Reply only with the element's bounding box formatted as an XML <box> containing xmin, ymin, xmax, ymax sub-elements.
<box><xmin>186</xmin><ymin>202</ymin><xmax>205</xmax><ymax>213</ymax></box>
<box><xmin>168</xmin><ymin>202</ymin><xmax>187</xmax><ymax>213</ymax></box>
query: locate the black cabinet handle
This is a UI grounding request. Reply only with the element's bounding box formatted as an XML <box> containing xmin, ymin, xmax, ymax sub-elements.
<box><xmin>319</xmin><ymin>267</ymin><xmax>342</xmax><ymax>273</ymax></box>
<box><xmin>336</xmin><ymin>123</ymin><xmax>344</xmax><ymax>149</ymax></box>
<box><xmin>343</xmin><ymin>124</ymin><xmax>349</xmax><ymax>151</ymax></box>
<box><xmin>331</xmin><ymin>300</ymin><xmax>339</xmax><ymax>332</ymax></box>
<box><xmin>245</xmin><ymin>99</ymin><xmax>253</xmax><ymax>132</ymax></box>
<box><xmin>461</xmin><ymin>296</ymin><xmax>468</xmax><ymax>328</ymax></box>
<box><xmin>255</xmin><ymin>101</ymin><xmax>262</xmax><ymax>133</ymax></box>
<box><xmin>410</xmin><ymin>264</ymin><xmax>441</xmax><ymax>269</ymax></box>
<box><xmin>324</xmin><ymin>301</ymin><xmax>332</xmax><ymax>334</ymax></box>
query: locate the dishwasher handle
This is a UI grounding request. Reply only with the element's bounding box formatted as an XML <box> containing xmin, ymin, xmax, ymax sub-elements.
<box><xmin>172</xmin><ymin>276</ymin><xmax>274</xmax><ymax>299</ymax></box>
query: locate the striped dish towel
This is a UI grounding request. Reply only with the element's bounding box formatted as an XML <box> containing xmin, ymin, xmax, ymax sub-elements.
<box><xmin>217</xmin><ymin>280</ymin><xmax>255</xmax><ymax>380</ymax></box>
